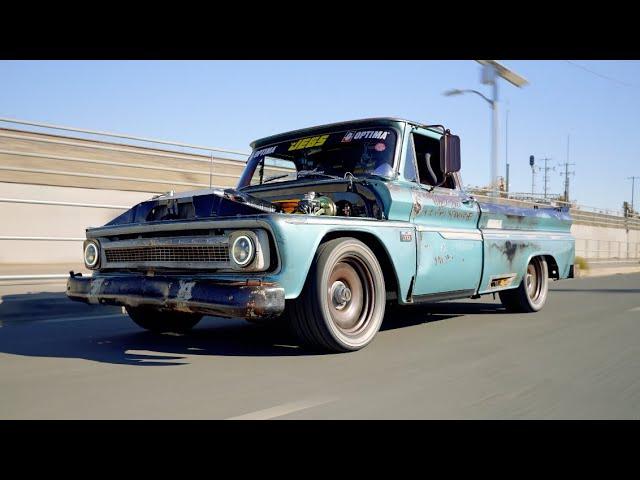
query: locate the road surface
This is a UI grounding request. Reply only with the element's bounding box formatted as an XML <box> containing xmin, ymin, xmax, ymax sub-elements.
<box><xmin>1</xmin><ymin>273</ymin><xmax>639</xmax><ymax>419</ymax></box>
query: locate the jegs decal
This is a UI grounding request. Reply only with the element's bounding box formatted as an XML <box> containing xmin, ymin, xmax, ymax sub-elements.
<box><xmin>288</xmin><ymin>135</ymin><xmax>329</xmax><ymax>151</ymax></box>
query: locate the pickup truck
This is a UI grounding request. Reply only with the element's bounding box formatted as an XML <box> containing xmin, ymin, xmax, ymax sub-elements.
<box><xmin>67</xmin><ymin>117</ymin><xmax>575</xmax><ymax>352</ymax></box>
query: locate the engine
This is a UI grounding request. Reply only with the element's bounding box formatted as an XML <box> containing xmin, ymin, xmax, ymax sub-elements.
<box><xmin>269</xmin><ymin>189</ymin><xmax>384</xmax><ymax>218</ymax></box>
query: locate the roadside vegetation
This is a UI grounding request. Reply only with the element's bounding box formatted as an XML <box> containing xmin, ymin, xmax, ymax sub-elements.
<box><xmin>575</xmin><ymin>256</ymin><xmax>590</xmax><ymax>271</ymax></box>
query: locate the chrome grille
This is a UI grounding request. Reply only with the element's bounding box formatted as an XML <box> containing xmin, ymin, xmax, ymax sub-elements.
<box><xmin>105</xmin><ymin>245</ymin><xmax>229</xmax><ymax>263</ymax></box>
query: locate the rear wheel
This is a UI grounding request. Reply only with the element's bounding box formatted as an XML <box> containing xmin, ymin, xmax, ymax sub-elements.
<box><xmin>288</xmin><ymin>237</ymin><xmax>386</xmax><ymax>352</ymax></box>
<box><xmin>499</xmin><ymin>256</ymin><xmax>549</xmax><ymax>312</ymax></box>
<box><xmin>126</xmin><ymin>306</ymin><xmax>202</xmax><ymax>333</ymax></box>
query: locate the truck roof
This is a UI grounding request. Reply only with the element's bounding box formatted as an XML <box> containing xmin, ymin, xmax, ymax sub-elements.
<box><xmin>250</xmin><ymin>117</ymin><xmax>423</xmax><ymax>149</ymax></box>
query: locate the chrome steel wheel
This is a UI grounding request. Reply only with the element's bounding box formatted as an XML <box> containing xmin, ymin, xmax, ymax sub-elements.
<box><xmin>525</xmin><ymin>257</ymin><xmax>548</xmax><ymax>308</ymax></box>
<box><xmin>327</xmin><ymin>256</ymin><xmax>375</xmax><ymax>337</ymax></box>
<box><xmin>287</xmin><ymin>237</ymin><xmax>386</xmax><ymax>352</ymax></box>
<box><xmin>499</xmin><ymin>256</ymin><xmax>549</xmax><ymax>313</ymax></box>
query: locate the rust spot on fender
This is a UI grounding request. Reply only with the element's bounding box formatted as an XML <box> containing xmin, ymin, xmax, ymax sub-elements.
<box><xmin>491</xmin><ymin>241</ymin><xmax>538</xmax><ymax>264</ymax></box>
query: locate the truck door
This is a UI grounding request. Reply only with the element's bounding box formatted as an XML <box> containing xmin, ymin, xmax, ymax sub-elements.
<box><xmin>407</xmin><ymin>129</ymin><xmax>483</xmax><ymax>299</ymax></box>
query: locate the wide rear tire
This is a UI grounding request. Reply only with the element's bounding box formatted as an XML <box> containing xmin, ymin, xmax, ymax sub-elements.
<box><xmin>288</xmin><ymin>238</ymin><xmax>386</xmax><ymax>352</ymax></box>
<box><xmin>126</xmin><ymin>306</ymin><xmax>202</xmax><ymax>333</ymax></box>
<box><xmin>499</xmin><ymin>256</ymin><xmax>549</xmax><ymax>313</ymax></box>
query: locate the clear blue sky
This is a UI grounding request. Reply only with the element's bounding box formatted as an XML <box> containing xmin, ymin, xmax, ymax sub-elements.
<box><xmin>2</xmin><ymin>60</ymin><xmax>639</xmax><ymax>211</ymax></box>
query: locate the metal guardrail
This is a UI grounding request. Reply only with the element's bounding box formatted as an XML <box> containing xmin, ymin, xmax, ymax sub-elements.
<box><xmin>0</xmin><ymin>119</ymin><xmax>297</xmax><ymax>192</ymax></box>
<box><xmin>0</xmin><ymin>198</ymin><xmax>129</xmax><ymax>210</ymax></box>
<box><xmin>0</xmin><ymin>130</ymin><xmax>248</xmax><ymax>167</ymax></box>
<box><xmin>0</xmin><ymin>117</ymin><xmax>253</xmax><ymax>192</ymax></box>
<box><xmin>0</xmin><ymin>148</ymin><xmax>242</xmax><ymax>179</ymax></box>
<box><xmin>0</xmin><ymin>164</ymin><xmax>215</xmax><ymax>189</ymax></box>
<box><xmin>0</xmin><ymin>117</ymin><xmax>251</xmax><ymax>158</ymax></box>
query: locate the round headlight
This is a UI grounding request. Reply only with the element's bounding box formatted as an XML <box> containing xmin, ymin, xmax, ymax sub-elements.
<box><xmin>231</xmin><ymin>235</ymin><xmax>255</xmax><ymax>266</ymax></box>
<box><xmin>84</xmin><ymin>242</ymin><xmax>99</xmax><ymax>268</ymax></box>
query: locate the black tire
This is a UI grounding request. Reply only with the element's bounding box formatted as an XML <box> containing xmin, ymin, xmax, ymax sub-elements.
<box><xmin>126</xmin><ymin>306</ymin><xmax>202</xmax><ymax>333</ymax></box>
<box><xmin>499</xmin><ymin>256</ymin><xmax>549</xmax><ymax>313</ymax></box>
<box><xmin>287</xmin><ymin>237</ymin><xmax>386</xmax><ymax>352</ymax></box>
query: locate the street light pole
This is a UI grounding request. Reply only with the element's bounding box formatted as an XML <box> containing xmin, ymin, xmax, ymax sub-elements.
<box><xmin>491</xmin><ymin>78</ymin><xmax>499</xmax><ymax>195</ymax></box>
<box><xmin>444</xmin><ymin>61</ymin><xmax>528</xmax><ymax>197</ymax></box>
<box><xmin>629</xmin><ymin>176</ymin><xmax>640</xmax><ymax>213</ymax></box>
<box><xmin>505</xmin><ymin>107</ymin><xmax>509</xmax><ymax>193</ymax></box>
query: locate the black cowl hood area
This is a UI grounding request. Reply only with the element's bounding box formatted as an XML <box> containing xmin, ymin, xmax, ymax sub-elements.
<box><xmin>105</xmin><ymin>188</ymin><xmax>279</xmax><ymax>226</ymax></box>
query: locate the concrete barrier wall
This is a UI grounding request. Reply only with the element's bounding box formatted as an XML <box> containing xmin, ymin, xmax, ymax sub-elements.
<box><xmin>0</xmin><ymin>127</ymin><xmax>246</xmax><ymax>192</ymax></box>
<box><xmin>3</xmin><ymin>180</ymin><xmax>639</xmax><ymax>266</ymax></box>
<box><xmin>0</xmin><ymin>182</ymin><xmax>150</xmax><ymax>264</ymax></box>
<box><xmin>572</xmin><ymin>223</ymin><xmax>640</xmax><ymax>260</ymax></box>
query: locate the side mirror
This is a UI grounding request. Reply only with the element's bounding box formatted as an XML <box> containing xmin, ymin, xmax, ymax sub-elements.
<box><xmin>440</xmin><ymin>134</ymin><xmax>461</xmax><ymax>175</ymax></box>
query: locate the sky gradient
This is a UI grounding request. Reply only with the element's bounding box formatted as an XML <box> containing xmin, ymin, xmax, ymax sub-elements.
<box><xmin>1</xmin><ymin>60</ymin><xmax>639</xmax><ymax>211</ymax></box>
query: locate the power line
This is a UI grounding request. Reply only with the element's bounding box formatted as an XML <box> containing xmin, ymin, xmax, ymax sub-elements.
<box><xmin>565</xmin><ymin>60</ymin><xmax>637</xmax><ymax>88</ymax></box>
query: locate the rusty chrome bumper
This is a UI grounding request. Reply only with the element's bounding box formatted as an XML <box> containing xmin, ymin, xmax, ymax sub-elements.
<box><xmin>66</xmin><ymin>273</ymin><xmax>285</xmax><ymax>319</ymax></box>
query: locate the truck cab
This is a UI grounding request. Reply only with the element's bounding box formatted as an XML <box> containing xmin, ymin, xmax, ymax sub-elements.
<box><xmin>67</xmin><ymin>118</ymin><xmax>575</xmax><ymax>352</ymax></box>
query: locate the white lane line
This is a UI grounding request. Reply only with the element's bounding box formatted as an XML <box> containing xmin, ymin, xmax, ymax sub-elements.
<box><xmin>627</xmin><ymin>307</ymin><xmax>640</xmax><ymax>312</ymax></box>
<box><xmin>227</xmin><ymin>397</ymin><xmax>337</xmax><ymax>420</ymax></box>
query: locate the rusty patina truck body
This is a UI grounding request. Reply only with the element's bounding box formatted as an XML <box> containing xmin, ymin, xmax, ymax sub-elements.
<box><xmin>67</xmin><ymin>118</ymin><xmax>575</xmax><ymax>351</ymax></box>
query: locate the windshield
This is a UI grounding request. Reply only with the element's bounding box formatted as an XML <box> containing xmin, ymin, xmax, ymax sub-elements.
<box><xmin>238</xmin><ymin>127</ymin><xmax>398</xmax><ymax>188</ymax></box>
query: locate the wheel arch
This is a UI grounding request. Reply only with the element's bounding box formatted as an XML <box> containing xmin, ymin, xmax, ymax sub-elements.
<box><xmin>525</xmin><ymin>252</ymin><xmax>560</xmax><ymax>279</ymax></box>
<box><xmin>318</xmin><ymin>230</ymin><xmax>401</xmax><ymax>301</ymax></box>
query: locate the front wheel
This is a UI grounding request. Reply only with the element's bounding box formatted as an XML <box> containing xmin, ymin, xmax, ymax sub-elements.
<box><xmin>499</xmin><ymin>256</ymin><xmax>549</xmax><ymax>312</ymax></box>
<box><xmin>288</xmin><ymin>237</ymin><xmax>386</xmax><ymax>352</ymax></box>
<box><xmin>126</xmin><ymin>306</ymin><xmax>202</xmax><ymax>333</ymax></box>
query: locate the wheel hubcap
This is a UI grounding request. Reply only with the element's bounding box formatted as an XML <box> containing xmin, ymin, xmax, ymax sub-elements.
<box><xmin>526</xmin><ymin>264</ymin><xmax>537</xmax><ymax>297</ymax></box>
<box><xmin>326</xmin><ymin>257</ymin><xmax>374</xmax><ymax>335</ymax></box>
<box><xmin>331</xmin><ymin>280</ymin><xmax>352</xmax><ymax>310</ymax></box>
<box><xmin>526</xmin><ymin>260</ymin><xmax>544</xmax><ymax>305</ymax></box>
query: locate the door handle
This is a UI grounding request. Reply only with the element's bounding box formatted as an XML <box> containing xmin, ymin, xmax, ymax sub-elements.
<box><xmin>461</xmin><ymin>195</ymin><xmax>475</xmax><ymax>204</ymax></box>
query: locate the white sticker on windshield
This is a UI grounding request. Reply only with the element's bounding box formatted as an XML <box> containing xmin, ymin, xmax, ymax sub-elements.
<box><xmin>354</xmin><ymin>130</ymin><xmax>389</xmax><ymax>140</ymax></box>
<box><xmin>249</xmin><ymin>145</ymin><xmax>277</xmax><ymax>160</ymax></box>
<box><xmin>342</xmin><ymin>130</ymin><xmax>389</xmax><ymax>143</ymax></box>
<box><xmin>341</xmin><ymin>131</ymin><xmax>354</xmax><ymax>142</ymax></box>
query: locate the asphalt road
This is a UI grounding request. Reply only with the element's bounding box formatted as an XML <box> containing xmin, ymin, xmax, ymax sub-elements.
<box><xmin>1</xmin><ymin>273</ymin><xmax>639</xmax><ymax>419</ymax></box>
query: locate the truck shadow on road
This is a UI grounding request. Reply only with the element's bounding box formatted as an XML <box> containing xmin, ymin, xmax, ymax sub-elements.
<box><xmin>0</xmin><ymin>291</ymin><xmax>504</xmax><ymax>366</ymax></box>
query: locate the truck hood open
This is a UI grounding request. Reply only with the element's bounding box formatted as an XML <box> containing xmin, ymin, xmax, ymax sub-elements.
<box><xmin>104</xmin><ymin>188</ymin><xmax>279</xmax><ymax>226</ymax></box>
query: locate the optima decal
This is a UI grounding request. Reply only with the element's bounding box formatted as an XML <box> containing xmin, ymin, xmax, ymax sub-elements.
<box><xmin>249</xmin><ymin>145</ymin><xmax>277</xmax><ymax>160</ymax></box>
<box><xmin>341</xmin><ymin>130</ymin><xmax>390</xmax><ymax>142</ymax></box>
<box><xmin>341</xmin><ymin>132</ymin><xmax>354</xmax><ymax>142</ymax></box>
<box><xmin>288</xmin><ymin>135</ymin><xmax>329</xmax><ymax>151</ymax></box>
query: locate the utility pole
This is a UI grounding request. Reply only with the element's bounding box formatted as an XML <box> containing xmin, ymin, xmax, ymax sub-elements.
<box><xmin>540</xmin><ymin>157</ymin><xmax>554</xmax><ymax>201</ymax></box>
<box><xmin>629</xmin><ymin>176</ymin><xmax>640</xmax><ymax>213</ymax></box>
<box><xmin>559</xmin><ymin>135</ymin><xmax>575</xmax><ymax>203</ymax></box>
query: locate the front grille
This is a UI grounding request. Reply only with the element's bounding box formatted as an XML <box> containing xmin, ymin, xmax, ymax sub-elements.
<box><xmin>105</xmin><ymin>245</ymin><xmax>230</xmax><ymax>263</ymax></box>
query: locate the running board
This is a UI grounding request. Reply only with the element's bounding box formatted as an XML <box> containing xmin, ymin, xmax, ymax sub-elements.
<box><xmin>410</xmin><ymin>289</ymin><xmax>476</xmax><ymax>304</ymax></box>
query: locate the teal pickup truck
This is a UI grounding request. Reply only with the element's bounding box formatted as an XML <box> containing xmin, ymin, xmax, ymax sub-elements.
<box><xmin>67</xmin><ymin>118</ymin><xmax>575</xmax><ymax>352</ymax></box>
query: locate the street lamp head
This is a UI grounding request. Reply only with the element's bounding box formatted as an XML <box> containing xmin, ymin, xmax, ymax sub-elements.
<box><xmin>443</xmin><ymin>89</ymin><xmax>463</xmax><ymax>97</ymax></box>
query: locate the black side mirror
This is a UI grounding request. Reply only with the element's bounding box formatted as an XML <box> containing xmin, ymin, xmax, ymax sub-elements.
<box><xmin>440</xmin><ymin>134</ymin><xmax>461</xmax><ymax>175</ymax></box>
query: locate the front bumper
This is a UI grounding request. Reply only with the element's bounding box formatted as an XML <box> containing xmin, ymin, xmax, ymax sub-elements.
<box><xmin>66</xmin><ymin>273</ymin><xmax>285</xmax><ymax>319</ymax></box>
